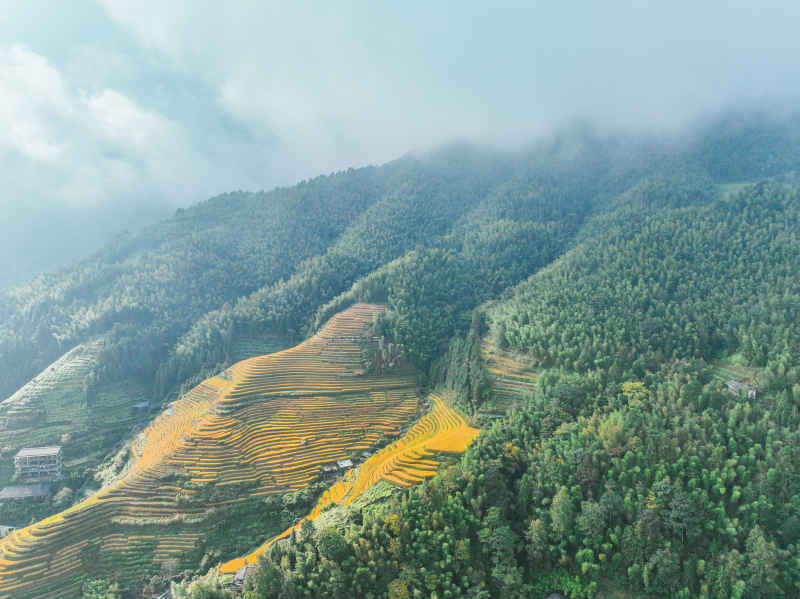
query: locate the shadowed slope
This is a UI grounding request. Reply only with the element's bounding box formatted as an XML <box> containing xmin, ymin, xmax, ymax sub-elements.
<box><xmin>0</xmin><ymin>341</ymin><xmax>104</xmax><ymax>449</ymax></box>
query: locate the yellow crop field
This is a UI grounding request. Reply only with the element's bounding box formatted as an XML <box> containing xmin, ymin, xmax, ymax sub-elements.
<box><xmin>220</xmin><ymin>392</ymin><xmax>478</xmax><ymax>574</ymax></box>
<box><xmin>0</xmin><ymin>304</ymin><xmax>422</xmax><ymax>599</ymax></box>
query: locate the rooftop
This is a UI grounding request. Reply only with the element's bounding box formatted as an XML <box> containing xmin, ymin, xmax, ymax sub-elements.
<box><xmin>725</xmin><ymin>380</ymin><xmax>756</xmax><ymax>392</ymax></box>
<box><xmin>234</xmin><ymin>565</ymin><xmax>254</xmax><ymax>584</ymax></box>
<box><xmin>0</xmin><ymin>484</ymin><xmax>49</xmax><ymax>500</ymax></box>
<box><xmin>15</xmin><ymin>446</ymin><xmax>61</xmax><ymax>458</ymax></box>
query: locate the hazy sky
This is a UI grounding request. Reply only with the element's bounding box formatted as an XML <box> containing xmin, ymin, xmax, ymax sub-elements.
<box><xmin>2</xmin><ymin>0</ymin><xmax>800</xmax><ymax>285</ymax></box>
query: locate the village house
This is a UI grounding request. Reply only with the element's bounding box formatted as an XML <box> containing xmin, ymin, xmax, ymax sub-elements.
<box><xmin>14</xmin><ymin>447</ymin><xmax>63</xmax><ymax>481</ymax></box>
<box><xmin>0</xmin><ymin>484</ymin><xmax>49</xmax><ymax>501</ymax></box>
<box><xmin>725</xmin><ymin>380</ymin><xmax>757</xmax><ymax>399</ymax></box>
<box><xmin>322</xmin><ymin>458</ymin><xmax>355</xmax><ymax>474</ymax></box>
<box><xmin>232</xmin><ymin>565</ymin><xmax>254</xmax><ymax>591</ymax></box>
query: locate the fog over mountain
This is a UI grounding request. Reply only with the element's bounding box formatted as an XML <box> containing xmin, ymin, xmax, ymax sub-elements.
<box><xmin>2</xmin><ymin>0</ymin><xmax>800</xmax><ymax>287</ymax></box>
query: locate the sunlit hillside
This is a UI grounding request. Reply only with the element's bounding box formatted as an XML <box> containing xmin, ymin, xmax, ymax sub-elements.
<box><xmin>220</xmin><ymin>392</ymin><xmax>479</xmax><ymax>574</ymax></box>
<box><xmin>0</xmin><ymin>303</ymin><xmax>421</xmax><ymax>599</ymax></box>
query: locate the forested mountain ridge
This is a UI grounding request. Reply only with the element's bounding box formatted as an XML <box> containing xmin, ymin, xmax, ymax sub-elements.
<box><xmin>489</xmin><ymin>180</ymin><xmax>800</xmax><ymax>377</ymax></box>
<box><xmin>3</xmin><ymin>116</ymin><xmax>797</xmax><ymax>407</ymax></box>
<box><xmin>0</xmin><ymin>159</ymin><xmax>411</xmax><ymax>399</ymax></box>
<box><xmin>213</xmin><ymin>137</ymin><xmax>800</xmax><ymax>598</ymax></box>
<box><xmin>2</xmin><ymin>113</ymin><xmax>800</xmax><ymax>598</ymax></box>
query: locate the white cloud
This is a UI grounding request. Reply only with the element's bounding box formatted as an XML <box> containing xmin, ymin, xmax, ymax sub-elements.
<box><xmin>87</xmin><ymin>88</ymin><xmax>173</xmax><ymax>150</ymax></box>
<box><xmin>94</xmin><ymin>0</ymin><xmax>192</xmax><ymax>60</ymax></box>
<box><xmin>96</xmin><ymin>1</ymin><xmax>800</xmax><ymax>150</ymax></box>
<box><xmin>0</xmin><ymin>44</ymin><xmax>200</xmax><ymax>208</ymax></box>
<box><xmin>2</xmin><ymin>0</ymin><xmax>800</xmax><ymax>285</ymax></box>
<box><xmin>0</xmin><ymin>45</ymin><xmax>71</xmax><ymax>162</ymax></box>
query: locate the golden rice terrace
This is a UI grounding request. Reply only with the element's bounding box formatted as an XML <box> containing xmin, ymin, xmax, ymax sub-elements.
<box><xmin>220</xmin><ymin>392</ymin><xmax>479</xmax><ymax>574</ymax></box>
<box><xmin>0</xmin><ymin>304</ymin><xmax>422</xmax><ymax>599</ymax></box>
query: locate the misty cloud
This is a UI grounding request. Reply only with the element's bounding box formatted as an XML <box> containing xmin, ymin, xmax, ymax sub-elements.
<box><xmin>2</xmin><ymin>0</ymin><xmax>800</xmax><ymax>286</ymax></box>
<box><xmin>0</xmin><ymin>45</ymin><xmax>186</xmax><ymax>204</ymax></box>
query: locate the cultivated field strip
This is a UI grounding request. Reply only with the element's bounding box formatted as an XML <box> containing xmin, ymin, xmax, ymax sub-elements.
<box><xmin>219</xmin><ymin>392</ymin><xmax>479</xmax><ymax>574</ymax></box>
<box><xmin>480</xmin><ymin>339</ymin><xmax>538</xmax><ymax>413</ymax></box>
<box><xmin>0</xmin><ymin>303</ymin><xmax>420</xmax><ymax>599</ymax></box>
<box><xmin>0</xmin><ymin>340</ymin><xmax>103</xmax><ymax>447</ymax></box>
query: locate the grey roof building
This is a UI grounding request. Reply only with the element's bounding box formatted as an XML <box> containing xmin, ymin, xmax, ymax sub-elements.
<box><xmin>0</xmin><ymin>525</ymin><xmax>17</xmax><ymax>537</ymax></box>
<box><xmin>725</xmin><ymin>380</ymin><xmax>757</xmax><ymax>399</ymax></box>
<box><xmin>233</xmin><ymin>565</ymin><xmax>254</xmax><ymax>588</ymax></box>
<box><xmin>0</xmin><ymin>484</ymin><xmax>49</xmax><ymax>501</ymax></box>
<box><xmin>14</xmin><ymin>446</ymin><xmax>62</xmax><ymax>481</ymax></box>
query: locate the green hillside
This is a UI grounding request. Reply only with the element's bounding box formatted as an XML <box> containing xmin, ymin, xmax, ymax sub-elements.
<box><xmin>222</xmin><ymin>175</ymin><xmax>800</xmax><ymax>599</ymax></box>
<box><xmin>489</xmin><ymin>181</ymin><xmax>800</xmax><ymax>380</ymax></box>
<box><xmin>1</xmin><ymin>114</ymin><xmax>800</xmax><ymax>598</ymax></box>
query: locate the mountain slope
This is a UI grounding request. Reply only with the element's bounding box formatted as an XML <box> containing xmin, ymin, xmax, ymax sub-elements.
<box><xmin>489</xmin><ymin>181</ymin><xmax>800</xmax><ymax>380</ymax></box>
<box><xmin>219</xmin><ymin>392</ymin><xmax>478</xmax><ymax>575</ymax></box>
<box><xmin>0</xmin><ymin>304</ymin><xmax>421</xmax><ymax>598</ymax></box>
<box><xmin>225</xmin><ymin>183</ymin><xmax>800</xmax><ymax>599</ymax></box>
<box><xmin>2</xmin><ymin>115</ymin><xmax>800</xmax><ymax>598</ymax></box>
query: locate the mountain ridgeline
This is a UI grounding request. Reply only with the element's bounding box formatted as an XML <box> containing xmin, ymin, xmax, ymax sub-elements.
<box><xmin>1</xmin><ymin>113</ymin><xmax>800</xmax><ymax>598</ymax></box>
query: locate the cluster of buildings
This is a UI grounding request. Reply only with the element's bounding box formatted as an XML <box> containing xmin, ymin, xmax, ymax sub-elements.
<box><xmin>0</xmin><ymin>446</ymin><xmax>63</xmax><ymax>506</ymax></box>
<box><xmin>0</xmin><ymin>525</ymin><xmax>16</xmax><ymax>538</ymax></box>
<box><xmin>0</xmin><ymin>446</ymin><xmax>64</xmax><ymax>538</ymax></box>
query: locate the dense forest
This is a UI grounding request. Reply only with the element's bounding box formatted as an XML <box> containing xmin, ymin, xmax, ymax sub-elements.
<box><xmin>218</xmin><ymin>180</ymin><xmax>800</xmax><ymax>599</ymax></box>
<box><xmin>224</xmin><ymin>368</ymin><xmax>799</xmax><ymax>599</ymax></box>
<box><xmin>2</xmin><ymin>112</ymin><xmax>800</xmax><ymax>598</ymax></box>
<box><xmin>490</xmin><ymin>180</ymin><xmax>800</xmax><ymax>379</ymax></box>
<box><xmin>7</xmin><ymin>114</ymin><xmax>797</xmax><ymax>407</ymax></box>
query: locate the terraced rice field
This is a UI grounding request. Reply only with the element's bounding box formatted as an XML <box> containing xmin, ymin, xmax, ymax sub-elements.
<box><xmin>228</xmin><ymin>335</ymin><xmax>292</xmax><ymax>363</ymax></box>
<box><xmin>0</xmin><ymin>340</ymin><xmax>154</xmax><ymax>488</ymax></box>
<box><xmin>0</xmin><ymin>303</ymin><xmax>420</xmax><ymax>599</ymax></box>
<box><xmin>219</xmin><ymin>392</ymin><xmax>479</xmax><ymax>574</ymax></box>
<box><xmin>710</xmin><ymin>360</ymin><xmax>760</xmax><ymax>385</ymax></box>
<box><xmin>0</xmin><ymin>341</ymin><xmax>103</xmax><ymax>449</ymax></box>
<box><xmin>480</xmin><ymin>339</ymin><xmax>538</xmax><ymax>416</ymax></box>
